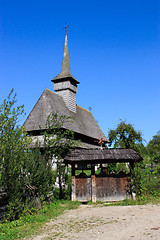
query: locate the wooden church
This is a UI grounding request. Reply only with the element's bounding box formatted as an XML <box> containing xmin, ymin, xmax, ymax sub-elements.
<box><xmin>24</xmin><ymin>27</ymin><xmax>142</xmax><ymax>202</ymax></box>
<box><xmin>23</xmin><ymin>31</ymin><xmax>106</xmax><ymax>149</ymax></box>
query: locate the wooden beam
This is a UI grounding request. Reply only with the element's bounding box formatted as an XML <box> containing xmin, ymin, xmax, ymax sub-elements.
<box><xmin>91</xmin><ymin>164</ymin><xmax>96</xmax><ymax>202</ymax></box>
<box><xmin>71</xmin><ymin>164</ymin><xmax>76</xmax><ymax>201</ymax></box>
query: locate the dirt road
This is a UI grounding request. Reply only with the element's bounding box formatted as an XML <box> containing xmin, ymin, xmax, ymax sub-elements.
<box><xmin>30</xmin><ymin>204</ymin><xmax>160</xmax><ymax>240</ymax></box>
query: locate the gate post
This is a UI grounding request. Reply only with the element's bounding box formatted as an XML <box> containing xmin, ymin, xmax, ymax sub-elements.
<box><xmin>71</xmin><ymin>164</ymin><xmax>76</xmax><ymax>201</ymax></box>
<box><xmin>91</xmin><ymin>164</ymin><xmax>96</xmax><ymax>202</ymax></box>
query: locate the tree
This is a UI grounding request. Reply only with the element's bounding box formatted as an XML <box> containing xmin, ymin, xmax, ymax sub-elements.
<box><xmin>0</xmin><ymin>90</ymin><xmax>78</xmax><ymax>220</ymax></box>
<box><xmin>107</xmin><ymin>120</ymin><xmax>144</xmax><ymax>176</ymax></box>
<box><xmin>0</xmin><ymin>89</ymin><xmax>32</xmax><ymax>219</ymax></box>
<box><xmin>108</xmin><ymin>120</ymin><xmax>143</xmax><ymax>152</ymax></box>
<box><xmin>40</xmin><ymin>112</ymin><xmax>78</xmax><ymax>199</ymax></box>
<box><xmin>0</xmin><ymin>89</ymin><xmax>26</xmax><ymax>190</ymax></box>
<box><xmin>147</xmin><ymin>132</ymin><xmax>160</xmax><ymax>165</ymax></box>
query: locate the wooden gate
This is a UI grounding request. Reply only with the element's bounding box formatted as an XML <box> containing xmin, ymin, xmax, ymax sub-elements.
<box><xmin>95</xmin><ymin>172</ymin><xmax>129</xmax><ymax>201</ymax></box>
<box><xmin>72</xmin><ymin>172</ymin><xmax>129</xmax><ymax>202</ymax></box>
<box><xmin>66</xmin><ymin>148</ymin><xmax>142</xmax><ymax>202</ymax></box>
<box><xmin>75</xmin><ymin>172</ymin><xmax>91</xmax><ymax>202</ymax></box>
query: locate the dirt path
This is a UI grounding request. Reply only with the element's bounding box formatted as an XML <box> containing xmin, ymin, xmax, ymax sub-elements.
<box><xmin>30</xmin><ymin>204</ymin><xmax>160</xmax><ymax>240</ymax></box>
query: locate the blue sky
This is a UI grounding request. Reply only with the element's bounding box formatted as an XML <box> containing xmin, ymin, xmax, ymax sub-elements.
<box><xmin>0</xmin><ymin>0</ymin><xmax>160</xmax><ymax>144</ymax></box>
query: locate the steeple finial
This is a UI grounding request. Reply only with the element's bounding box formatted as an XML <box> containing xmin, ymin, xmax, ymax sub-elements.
<box><xmin>63</xmin><ymin>22</ymin><xmax>69</xmax><ymax>35</ymax></box>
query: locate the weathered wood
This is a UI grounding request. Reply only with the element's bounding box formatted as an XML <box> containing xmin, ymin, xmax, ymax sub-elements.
<box><xmin>67</xmin><ymin>148</ymin><xmax>142</xmax><ymax>202</ymax></box>
<box><xmin>71</xmin><ymin>175</ymin><xmax>76</xmax><ymax>201</ymax></box>
<box><xmin>91</xmin><ymin>164</ymin><xmax>96</xmax><ymax>202</ymax></box>
<box><xmin>95</xmin><ymin>174</ymin><xmax>130</xmax><ymax>201</ymax></box>
<box><xmin>64</xmin><ymin>148</ymin><xmax>143</xmax><ymax>164</ymax></box>
<box><xmin>75</xmin><ymin>172</ymin><xmax>91</xmax><ymax>202</ymax></box>
<box><xmin>91</xmin><ymin>175</ymin><xmax>96</xmax><ymax>202</ymax></box>
<box><xmin>71</xmin><ymin>165</ymin><xmax>76</xmax><ymax>201</ymax></box>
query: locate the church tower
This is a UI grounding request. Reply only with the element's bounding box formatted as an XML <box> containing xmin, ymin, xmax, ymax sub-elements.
<box><xmin>51</xmin><ymin>24</ymin><xmax>79</xmax><ymax>113</ymax></box>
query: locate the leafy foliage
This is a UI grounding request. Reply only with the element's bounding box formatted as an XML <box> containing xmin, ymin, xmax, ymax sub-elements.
<box><xmin>107</xmin><ymin>120</ymin><xmax>144</xmax><ymax>174</ymax></box>
<box><xmin>42</xmin><ymin>112</ymin><xmax>76</xmax><ymax>161</ymax></box>
<box><xmin>108</xmin><ymin>120</ymin><xmax>143</xmax><ymax>151</ymax></box>
<box><xmin>107</xmin><ymin>120</ymin><xmax>160</xmax><ymax>199</ymax></box>
<box><xmin>41</xmin><ymin>112</ymin><xmax>78</xmax><ymax>199</ymax></box>
<box><xmin>0</xmin><ymin>90</ymin><xmax>77</xmax><ymax>220</ymax></box>
<box><xmin>147</xmin><ymin>133</ymin><xmax>160</xmax><ymax>163</ymax></box>
<box><xmin>0</xmin><ymin>89</ymin><xmax>52</xmax><ymax>219</ymax></box>
<box><xmin>0</xmin><ymin>89</ymin><xmax>31</xmax><ymax>218</ymax></box>
<box><xmin>0</xmin><ymin>200</ymin><xmax>80</xmax><ymax>240</ymax></box>
<box><xmin>130</xmin><ymin>160</ymin><xmax>160</xmax><ymax>199</ymax></box>
<box><xmin>0</xmin><ymin>89</ymin><xmax>26</xmax><ymax>190</ymax></box>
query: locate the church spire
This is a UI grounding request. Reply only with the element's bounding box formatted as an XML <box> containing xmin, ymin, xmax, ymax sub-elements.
<box><xmin>51</xmin><ymin>23</ymin><xmax>79</xmax><ymax>113</ymax></box>
<box><xmin>52</xmin><ymin>23</ymin><xmax>79</xmax><ymax>83</ymax></box>
<box><xmin>60</xmin><ymin>31</ymin><xmax>71</xmax><ymax>77</ymax></box>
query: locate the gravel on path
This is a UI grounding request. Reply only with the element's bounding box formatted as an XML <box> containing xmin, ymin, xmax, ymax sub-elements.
<box><xmin>30</xmin><ymin>204</ymin><xmax>160</xmax><ymax>240</ymax></box>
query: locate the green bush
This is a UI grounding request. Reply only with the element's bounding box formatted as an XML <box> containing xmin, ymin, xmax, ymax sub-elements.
<box><xmin>130</xmin><ymin>160</ymin><xmax>160</xmax><ymax>199</ymax></box>
<box><xmin>0</xmin><ymin>90</ymin><xmax>77</xmax><ymax>221</ymax></box>
<box><xmin>0</xmin><ymin>200</ymin><xmax>80</xmax><ymax>240</ymax></box>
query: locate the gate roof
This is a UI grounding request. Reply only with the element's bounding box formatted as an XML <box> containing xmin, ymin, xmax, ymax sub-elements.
<box><xmin>64</xmin><ymin>148</ymin><xmax>143</xmax><ymax>164</ymax></box>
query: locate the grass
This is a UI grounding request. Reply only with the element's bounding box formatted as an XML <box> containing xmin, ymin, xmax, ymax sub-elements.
<box><xmin>0</xmin><ymin>196</ymin><xmax>159</xmax><ymax>240</ymax></box>
<box><xmin>87</xmin><ymin>196</ymin><xmax>160</xmax><ymax>207</ymax></box>
<box><xmin>104</xmin><ymin>198</ymin><xmax>160</xmax><ymax>206</ymax></box>
<box><xmin>0</xmin><ymin>200</ymin><xmax>80</xmax><ymax>240</ymax></box>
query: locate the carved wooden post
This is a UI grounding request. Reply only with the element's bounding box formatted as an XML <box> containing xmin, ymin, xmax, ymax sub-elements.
<box><xmin>71</xmin><ymin>164</ymin><xmax>76</xmax><ymax>201</ymax></box>
<box><xmin>130</xmin><ymin>161</ymin><xmax>135</xmax><ymax>200</ymax></box>
<box><xmin>91</xmin><ymin>164</ymin><xmax>96</xmax><ymax>202</ymax></box>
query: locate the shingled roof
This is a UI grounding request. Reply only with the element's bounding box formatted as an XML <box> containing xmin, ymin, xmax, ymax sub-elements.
<box><xmin>23</xmin><ymin>88</ymin><xmax>106</xmax><ymax>141</ymax></box>
<box><xmin>64</xmin><ymin>148</ymin><xmax>143</xmax><ymax>164</ymax></box>
<box><xmin>51</xmin><ymin>33</ymin><xmax>79</xmax><ymax>84</ymax></box>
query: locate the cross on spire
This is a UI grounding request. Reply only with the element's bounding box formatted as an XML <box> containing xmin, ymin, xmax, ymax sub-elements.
<box><xmin>63</xmin><ymin>22</ymin><xmax>69</xmax><ymax>34</ymax></box>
